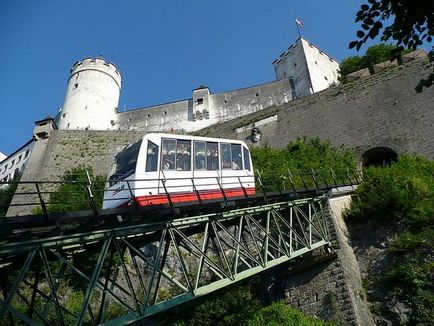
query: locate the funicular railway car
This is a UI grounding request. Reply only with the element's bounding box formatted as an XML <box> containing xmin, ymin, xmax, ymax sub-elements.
<box><xmin>103</xmin><ymin>133</ymin><xmax>255</xmax><ymax>209</ymax></box>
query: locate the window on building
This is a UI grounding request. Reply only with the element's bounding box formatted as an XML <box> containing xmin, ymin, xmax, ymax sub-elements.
<box><xmin>197</xmin><ymin>98</ymin><xmax>204</xmax><ymax>105</ymax></box>
<box><xmin>24</xmin><ymin>150</ymin><xmax>30</xmax><ymax>158</ymax></box>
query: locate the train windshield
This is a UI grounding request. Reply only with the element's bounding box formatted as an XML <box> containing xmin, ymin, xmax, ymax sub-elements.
<box><xmin>108</xmin><ymin>139</ymin><xmax>142</xmax><ymax>186</ymax></box>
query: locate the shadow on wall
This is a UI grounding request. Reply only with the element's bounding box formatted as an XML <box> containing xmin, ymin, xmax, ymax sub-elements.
<box><xmin>362</xmin><ymin>147</ymin><xmax>398</xmax><ymax>167</ymax></box>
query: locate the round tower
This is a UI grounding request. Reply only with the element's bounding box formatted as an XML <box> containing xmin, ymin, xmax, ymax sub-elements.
<box><xmin>57</xmin><ymin>57</ymin><xmax>122</xmax><ymax>130</ymax></box>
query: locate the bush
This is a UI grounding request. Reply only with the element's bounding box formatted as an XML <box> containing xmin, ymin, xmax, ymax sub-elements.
<box><xmin>248</xmin><ymin>301</ymin><xmax>331</xmax><ymax>326</ymax></box>
<box><xmin>251</xmin><ymin>138</ymin><xmax>356</xmax><ymax>191</ymax></box>
<box><xmin>155</xmin><ymin>282</ymin><xmax>261</xmax><ymax>326</ymax></box>
<box><xmin>33</xmin><ymin>166</ymin><xmax>105</xmax><ymax>214</ymax></box>
<box><xmin>0</xmin><ymin>174</ymin><xmax>20</xmax><ymax>217</ymax></box>
<box><xmin>345</xmin><ymin>154</ymin><xmax>434</xmax><ymax>324</ymax></box>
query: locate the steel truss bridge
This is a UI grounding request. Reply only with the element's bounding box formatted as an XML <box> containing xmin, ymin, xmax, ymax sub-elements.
<box><xmin>0</xmin><ymin>171</ymin><xmax>360</xmax><ymax>325</ymax></box>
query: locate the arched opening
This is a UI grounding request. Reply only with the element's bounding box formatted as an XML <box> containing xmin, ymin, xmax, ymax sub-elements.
<box><xmin>362</xmin><ymin>147</ymin><xmax>398</xmax><ymax>167</ymax></box>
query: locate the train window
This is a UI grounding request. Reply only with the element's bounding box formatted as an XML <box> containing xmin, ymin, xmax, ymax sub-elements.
<box><xmin>108</xmin><ymin>139</ymin><xmax>142</xmax><ymax>186</ymax></box>
<box><xmin>176</xmin><ymin>140</ymin><xmax>191</xmax><ymax>171</ymax></box>
<box><xmin>146</xmin><ymin>141</ymin><xmax>159</xmax><ymax>172</ymax></box>
<box><xmin>221</xmin><ymin>143</ymin><xmax>231</xmax><ymax>169</ymax></box>
<box><xmin>243</xmin><ymin>146</ymin><xmax>251</xmax><ymax>171</ymax></box>
<box><xmin>231</xmin><ymin>144</ymin><xmax>242</xmax><ymax>170</ymax></box>
<box><xmin>194</xmin><ymin>141</ymin><xmax>206</xmax><ymax>170</ymax></box>
<box><xmin>206</xmin><ymin>142</ymin><xmax>219</xmax><ymax>170</ymax></box>
<box><xmin>161</xmin><ymin>139</ymin><xmax>176</xmax><ymax>170</ymax></box>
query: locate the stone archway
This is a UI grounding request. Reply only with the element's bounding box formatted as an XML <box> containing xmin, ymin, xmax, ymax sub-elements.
<box><xmin>362</xmin><ymin>147</ymin><xmax>398</xmax><ymax>167</ymax></box>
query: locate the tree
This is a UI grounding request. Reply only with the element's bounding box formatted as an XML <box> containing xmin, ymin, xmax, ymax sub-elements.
<box><xmin>33</xmin><ymin>166</ymin><xmax>105</xmax><ymax>214</ymax></box>
<box><xmin>350</xmin><ymin>0</ymin><xmax>434</xmax><ymax>92</ymax></box>
<box><xmin>339</xmin><ymin>44</ymin><xmax>410</xmax><ymax>81</ymax></box>
<box><xmin>0</xmin><ymin>175</ymin><xmax>20</xmax><ymax>218</ymax></box>
<box><xmin>339</xmin><ymin>55</ymin><xmax>365</xmax><ymax>78</ymax></box>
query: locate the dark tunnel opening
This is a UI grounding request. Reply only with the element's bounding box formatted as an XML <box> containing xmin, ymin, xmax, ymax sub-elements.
<box><xmin>362</xmin><ymin>147</ymin><xmax>398</xmax><ymax>167</ymax></box>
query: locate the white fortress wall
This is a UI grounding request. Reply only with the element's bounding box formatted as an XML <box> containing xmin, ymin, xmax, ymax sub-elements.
<box><xmin>273</xmin><ymin>38</ymin><xmax>313</xmax><ymax>98</ymax></box>
<box><xmin>57</xmin><ymin>57</ymin><xmax>122</xmax><ymax>130</ymax></box>
<box><xmin>116</xmin><ymin>78</ymin><xmax>293</xmax><ymax>133</ymax></box>
<box><xmin>117</xmin><ymin>99</ymin><xmax>191</xmax><ymax>132</ymax></box>
<box><xmin>301</xmin><ymin>39</ymin><xmax>340</xmax><ymax>93</ymax></box>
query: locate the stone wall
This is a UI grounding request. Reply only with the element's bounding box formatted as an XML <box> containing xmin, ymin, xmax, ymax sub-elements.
<box><xmin>116</xmin><ymin>79</ymin><xmax>293</xmax><ymax>133</ymax></box>
<box><xmin>196</xmin><ymin>60</ymin><xmax>434</xmax><ymax>161</ymax></box>
<box><xmin>7</xmin><ymin>130</ymin><xmax>144</xmax><ymax>216</ymax></box>
<box><xmin>283</xmin><ymin>194</ymin><xmax>374</xmax><ymax>325</ymax></box>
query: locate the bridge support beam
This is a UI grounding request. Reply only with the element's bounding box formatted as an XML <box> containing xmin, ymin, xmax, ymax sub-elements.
<box><xmin>0</xmin><ymin>195</ymin><xmax>331</xmax><ymax>325</ymax></box>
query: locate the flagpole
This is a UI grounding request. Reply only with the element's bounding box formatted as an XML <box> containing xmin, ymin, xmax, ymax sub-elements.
<box><xmin>295</xmin><ymin>18</ymin><xmax>302</xmax><ymax>39</ymax></box>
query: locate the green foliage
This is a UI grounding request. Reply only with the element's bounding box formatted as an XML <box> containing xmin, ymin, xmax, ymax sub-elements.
<box><xmin>251</xmin><ymin>138</ymin><xmax>356</xmax><ymax>191</ymax></box>
<box><xmin>0</xmin><ymin>174</ymin><xmax>20</xmax><ymax>217</ymax></box>
<box><xmin>248</xmin><ymin>301</ymin><xmax>331</xmax><ymax>326</ymax></box>
<box><xmin>345</xmin><ymin>154</ymin><xmax>434</xmax><ymax>324</ymax></box>
<box><xmin>339</xmin><ymin>55</ymin><xmax>365</xmax><ymax>78</ymax></box>
<box><xmin>33</xmin><ymin>166</ymin><xmax>105</xmax><ymax>214</ymax></box>
<box><xmin>155</xmin><ymin>282</ymin><xmax>261</xmax><ymax>326</ymax></box>
<box><xmin>350</xmin><ymin>0</ymin><xmax>433</xmax><ymax>92</ymax></box>
<box><xmin>339</xmin><ymin>43</ymin><xmax>411</xmax><ymax>81</ymax></box>
<box><xmin>155</xmin><ymin>276</ymin><xmax>336</xmax><ymax>326</ymax></box>
<box><xmin>346</xmin><ymin>155</ymin><xmax>434</xmax><ymax>226</ymax></box>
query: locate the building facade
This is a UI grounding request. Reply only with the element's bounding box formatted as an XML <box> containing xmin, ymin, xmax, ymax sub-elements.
<box><xmin>1</xmin><ymin>37</ymin><xmax>339</xmax><ymax>188</ymax></box>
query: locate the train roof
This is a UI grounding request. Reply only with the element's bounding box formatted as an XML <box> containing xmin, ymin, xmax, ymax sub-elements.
<box><xmin>143</xmin><ymin>133</ymin><xmax>249</xmax><ymax>145</ymax></box>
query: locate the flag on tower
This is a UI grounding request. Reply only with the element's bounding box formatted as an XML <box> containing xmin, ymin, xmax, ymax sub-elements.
<box><xmin>295</xmin><ymin>18</ymin><xmax>304</xmax><ymax>28</ymax></box>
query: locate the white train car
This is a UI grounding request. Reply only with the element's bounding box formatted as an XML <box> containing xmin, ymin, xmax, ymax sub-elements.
<box><xmin>103</xmin><ymin>133</ymin><xmax>255</xmax><ymax>209</ymax></box>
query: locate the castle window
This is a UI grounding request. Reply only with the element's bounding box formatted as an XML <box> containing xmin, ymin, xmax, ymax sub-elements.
<box><xmin>147</xmin><ymin>114</ymin><xmax>151</xmax><ymax>118</ymax></box>
<box><xmin>294</xmin><ymin>63</ymin><xmax>297</xmax><ymax>67</ymax></box>
<box><xmin>315</xmin><ymin>61</ymin><xmax>318</xmax><ymax>65</ymax></box>
<box><xmin>224</xmin><ymin>100</ymin><xmax>227</xmax><ymax>104</ymax></box>
<box><xmin>163</xmin><ymin>111</ymin><xmax>167</xmax><ymax>115</ymax></box>
<box><xmin>62</xmin><ymin>113</ymin><xmax>66</xmax><ymax>118</ymax></box>
<box><xmin>324</xmin><ymin>76</ymin><xmax>328</xmax><ymax>81</ymax></box>
<box><xmin>197</xmin><ymin>98</ymin><xmax>204</xmax><ymax>105</ymax></box>
<box><xmin>255</xmin><ymin>93</ymin><xmax>259</xmax><ymax>97</ymax></box>
<box><xmin>24</xmin><ymin>150</ymin><xmax>30</xmax><ymax>158</ymax></box>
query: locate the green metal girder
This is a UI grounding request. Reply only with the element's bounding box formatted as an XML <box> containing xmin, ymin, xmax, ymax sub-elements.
<box><xmin>0</xmin><ymin>194</ymin><xmax>331</xmax><ymax>326</ymax></box>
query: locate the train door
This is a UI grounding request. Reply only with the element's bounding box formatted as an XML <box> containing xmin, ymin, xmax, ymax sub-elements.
<box><xmin>136</xmin><ymin>139</ymin><xmax>160</xmax><ymax>199</ymax></box>
<box><xmin>192</xmin><ymin>140</ymin><xmax>221</xmax><ymax>200</ymax></box>
<box><xmin>159</xmin><ymin>138</ymin><xmax>193</xmax><ymax>201</ymax></box>
<box><xmin>220</xmin><ymin>143</ymin><xmax>244</xmax><ymax>195</ymax></box>
<box><xmin>241</xmin><ymin>146</ymin><xmax>255</xmax><ymax>192</ymax></box>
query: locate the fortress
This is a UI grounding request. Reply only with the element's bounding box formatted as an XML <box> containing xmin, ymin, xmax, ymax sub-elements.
<box><xmin>0</xmin><ymin>37</ymin><xmax>340</xmax><ymax>184</ymax></box>
<box><xmin>1</xmin><ymin>36</ymin><xmax>433</xmax><ymax>325</ymax></box>
<box><xmin>0</xmin><ymin>37</ymin><xmax>432</xmax><ymax>188</ymax></box>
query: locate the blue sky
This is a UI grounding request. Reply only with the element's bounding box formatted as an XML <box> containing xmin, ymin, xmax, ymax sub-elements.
<box><xmin>1</xmin><ymin>0</ymin><xmax>372</xmax><ymax>155</ymax></box>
